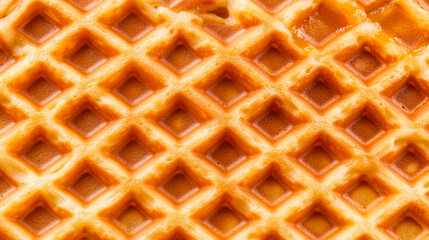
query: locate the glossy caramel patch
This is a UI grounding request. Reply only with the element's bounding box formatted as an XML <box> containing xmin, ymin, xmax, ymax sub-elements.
<box><xmin>20</xmin><ymin>206</ymin><xmax>59</xmax><ymax>235</ymax></box>
<box><xmin>69</xmin><ymin>172</ymin><xmax>106</xmax><ymax>201</ymax></box>
<box><xmin>24</xmin><ymin>78</ymin><xmax>60</xmax><ymax>106</ymax></box>
<box><xmin>69</xmin><ymin>108</ymin><xmax>107</xmax><ymax>138</ymax></box>
<box><xmin>297</xmin><ymin>4</ymin><xmax>349</xmax><ymax>46</ymax></box>
<box><xmin>207</xmin><ymin>141</ymin><xmax>246</xmax><ymax>171</ymax></box>
<box><xmin>20</xmin><ymin>140</ymin><xmax>61</xmax><ymax>170</ymax></box>
<box><xmin>205</xmin><ymin>206</ymin><xmax>244</xmax><ymax>236</ymax></box>
<box><xmin>160</xmin><ymin>173</ymin><xmax>198</xmax><ymax>202</ymax></box>
<box><xmin>21</xmin><ymin>15</ymin><xmax>59</xmax><ymax>43</ymax></box>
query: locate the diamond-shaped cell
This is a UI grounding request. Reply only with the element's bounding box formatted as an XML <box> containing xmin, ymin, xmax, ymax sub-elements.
<box><xmin>392</xmin><ymin>148</ymin><xmax>428</xmax><ymax>181</ymax></box>
<box><xmin>203</xmin><ymin>21</ymin><xmax>245</xmax><ymax>44</ymax></box>
<box><xmin>23</xmin><ymin>77</ymin><xmax>61</xmax><ymax>106</ymax></box>
<box><xmin>345</xmin><ymin>47</ymin><xmax>384</xmax><ymax>80</ymax></box>
<box><xmin>0</xmin><ymin>49</ymin><xmax>15</xmax><ymax>73</ymax></box>
<box><xmin>114</xmin><ymin>204</ymin><xmax>150</xmax><ymax>234</ymax></box>
<box><xmin>347</xmin><ymin>116</ymin><xmax>382</xmax><ymax>144</ymax></box>
<box><xmin>68</xmin><ymin>172</ymin><xmax>106</xmax><ymax>202</ymax></box>
<box><xmin>160</xmin><ymin>107</ymin><xmax>200</xmax><ymax>138</ymax></box>
<box><xmin>254</xmin><ymin>109</ymin><xmax>291</xmax><ymax>140</ymax></box>
<box><xmin>295</xmin><ymin>4</ymin><xmax>350</xmax><ymax>46</ymax></box>
<box><xmin>254</xmin><ymin>45</ymin><xmax>293</xmax><ymax>76</ymax></box>
<box><xmin>159</xmin><ymin>172</ymin><xmax>199</xmax><ymax>203</ymax></box>
<box><xmin>253</xmin><ymin>175</ymin><xmax>289</xmax><ymax>205</ymax></box>
<box><xmin>205</xmin><ymin>205</ymin><xmax>246</xmax><ymax>237</ymax></box>
<box><xmin>207</xmin><ymin>75</ymin><xmax>247</xmax><ymax>108</ymax></box>
<box><xmin>67</xmin><ymin>0</ymin><xmax>102</xmax><ymax>11</ymax></box>
<box><xmin>346</xmin><ymin>180</ymin><xmax>381</xmax><ymax>210</ymax></box>
<box><xmin>253</xmin><ymin>0</ymin><xmax>290</xmax><ymax>13</ymax></box>
<box><xmin>207</xmin><ymin>140</ymin><xmax>246</xmax><ymax>171</ymax></box>
<box><xmin>303</xmin><ymin>81</ymin><xmax>337</xmax><ymax>109</ymax></box>
<box><xmin>392</xmin><ymin>82</ymin><xmax>427</xmax><ymax>114</ymax></box>
<box><xmin>392</xmin><ymin>217</ymin><xmax>423</xmax><ymax>240</ymax></box>
<box><xmin>20</xmin><ymin>15</ymin><xmax>59</xmax><ymax>44</ymax></box>
<box><xmin>299</xmin><ymin>211</ymin><xmax>335</xmax><ymax>239</ymax></box>
<box><xmin>370</xmin><ymin>5</ymin><xmax>428</xmax><ymax>50</ymax></box>
<box><xmin>68</xmin><ymin>44</ymin><xmax>107</xmax><ymax>73</ymax></box>
<box><xmin>20</xmin><ymin>139</ymin><xmax>61</xmax><ymax>170</ymax></box>
<box><xmin>68</xmin><ymin>107</ymin><xmax>107</xmax><ymax>138</ymax></box>
<box><xmin>112</xmin><ymin>12</ymin><xmax>152</xmax><ymax>42</ymax></box>
<box><xmin>161</xmin><ymin>42</ymin><xmax>200</xmax><ymax>74</ymax></box>
<box><xmin>113</xmin><ymin>76</ymin><xmax>151</xmax><ymax>106</ymax></box>
<box><xmin>301</xmin><ymin>145</ymin><xmax>336</xmax><ymax>175</ymax></box>
<box><xmin>0</xmin><ymin>175</ymin><xmax>15</xmax><ymax>198</ymax></box>
<box><xmin>20</xmin><ymin>205</ymin><xmax>60</xmax><ymax>235</ymax></box>
<box><xmin>116</xmin><ymin>140</ymin><xmax>151</xmax><ymax>169</ymax></box>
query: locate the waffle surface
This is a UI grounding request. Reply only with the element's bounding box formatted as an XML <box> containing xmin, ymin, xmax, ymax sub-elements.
<box><xmin>0</xmin><ymin>0</ymin><xmax>429</xmax><ymax>239</ymax></box>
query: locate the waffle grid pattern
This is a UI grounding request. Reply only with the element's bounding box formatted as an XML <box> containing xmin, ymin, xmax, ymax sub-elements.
<box><xmin>0</xmin><ymin>0</ymin><xmax>429</xmax><ymax>239</ymax></box>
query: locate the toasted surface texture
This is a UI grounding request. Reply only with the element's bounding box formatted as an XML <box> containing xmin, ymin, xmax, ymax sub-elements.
<box><xmin>0</xmin><ymin>0</ymin><xmax>429</xmax><ymax>239</ymax></box>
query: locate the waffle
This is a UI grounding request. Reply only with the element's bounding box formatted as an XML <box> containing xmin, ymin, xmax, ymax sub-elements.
<box><xmin>0</xmin><ymin>0</ymin><xmax>429</xmax><ymax>239</ymax></box>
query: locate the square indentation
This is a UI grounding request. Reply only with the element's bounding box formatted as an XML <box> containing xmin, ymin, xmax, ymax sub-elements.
<box><xmin>159</xmin><ymin>173</ymin><xmax>199</xmax><ymax>202</ymax></box>
<box><xmin>116</xmin><ymin>140</ymin><xmax>151</xmax><ymax>169</ymax></box>
<box><xmin>114</xmin><ymin>205</ymin><xmax>150</xmax><ymax>234</ymax></box>
<box><xmin>23</xmin><ymin>77</ymin><xmax>61</xmax><ymax>106</ymax></box>
<box><xmin>203</xmin><ymin>22</ymin><xmax>245</xmax><ymax>44</ymax></box>
<box><xmin>371</xmin><ymin>5</ymin><xmax>428</xmax><ymax>49</ymax></box>
<box><xmin>68</xmin><ymin>44</ymin><xmax>107</xmax><ymax>73</ymax></box>
<box><xmin>207</xmin><ymin>76</ymin><xmax>247</xmax><ymax>107</ymax></box>
<box><xmin>393</xmin><ymin>151</ymin><xmax>427</xmax><ymax>180</ymax></box>
<box><xmin>67</xmin><ymin>0</ymin><xmax>102</xmax><ymax>11</ymax></box>
<box><xmin>392</xmin><ymin>83</ymin><xmax>427</xmax><ymax>114</ymax></box>
<box><xmin>391</xmin><ymin>217</ymin><xmax>423</xmax><ymax>240</ymax></box>
<box><xmin>205</xmin><ymin>206</ymin><xmax>245</xmax><ymax>237</ymax></box>
<box><xmin>68</xmin><ymin>172</ymin><xmax>106</xmax><ymax>201</ymax></box>
<box><xmin>0</xmin><ymin>49</ymin><xmax>15</xmax><ymax>72</ymax></box>
<box><xmin>68</xmin><ymin>108</ymin><xmax>107</xmax><ymax>138</ymax></box>
<box><xmin>303</xmin><ymin>81</ymin><xmax>338</xmax><ymax>109</ymax></box>
<box><xmin>20</xmin><ymin>140</ymin><xmax>61</xmax><ymax>170</ymax></box>
<box><xmin>252</xmin><ymin>176</ymin><xmax>289</xmax><ymax>205</ymax></box>
<box><xmin>0</xmin><ymin>176</ymin><xmax>14</xmax><ymax>198</ymax></box>
<box><xmin>160</xmin><ymin>107</ymin><xmax>200</xmax><ymax>138</ymax></box>
<box><xmin>113</xmin><ymin>77</ymin><xmax>151</xmax><ymax>106</ymax></box>
<box><xmin>253</xmin><ymin>109</ymin><xmax>291</xmax><ymax>140</ymax></box>
<box><xmin>207</xmin><ymin>140</ymin><xmax>246</xmax><ymax>171</ymax></box>
<box><xmin>113</xmin><ymin>12</ymin><xmax>152</xmax><ymax>42</ymax></box>
<box><xmin>253</xmin><ymin>0</ymin><xmax>289</xmax><ymax>13</ymax></box>
<box><xmin>345</xmin><ymin>48</ymin><xmax>384</xmax><ymax>80</ymax></box>
<box><xmin>300</xmin><ymin>146</ymin><xmax>336</xmax><ymax>175</ymax></box>
<box><xmin>296</xmin><ymin>4</ymin><xmax>350</xmax><ymax>46</ymax></box>
<box><xmin>299</xmin><ymin>211</ymin><xmax>334</xmax><ymax>239</ymax></box>
<box><xmin>346</xmin><ymin>180</ymin><xmax>381</xmax><ymax>210</ymax></box>
<box><xmin>346</xmin><ymin>116</ymin><xmax>383</xmax><ymax>144</ymax></box>
<box><xmin>20</xmin><ymin>205</ymin><xmax>59</xmax><ymax>235</ymax></box>
<box><xmin>161</xmin><ymin>44</ymin><xmax>200</xmax><ymax>73</ymax></box>
<box><xmin>20</xmin><ymin>15</ymin><xmax>59</xmax><ymax>44</ymax></box>
<box><xmin>254</xmin><ymin>45</ymin><xmax>293</xmax><ymax>76</ymax></box>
